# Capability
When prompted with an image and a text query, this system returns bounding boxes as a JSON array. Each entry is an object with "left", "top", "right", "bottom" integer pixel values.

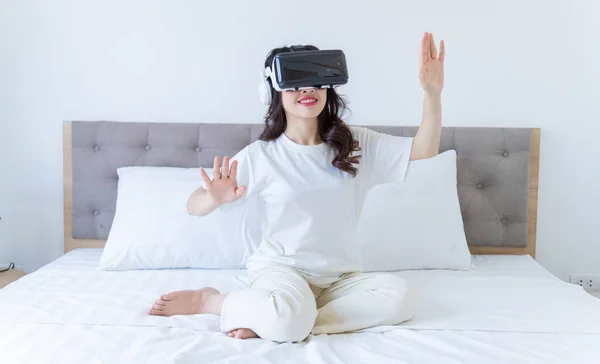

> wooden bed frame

[{"left": 62, "top": 122, "right": 540, "bottom": 258}]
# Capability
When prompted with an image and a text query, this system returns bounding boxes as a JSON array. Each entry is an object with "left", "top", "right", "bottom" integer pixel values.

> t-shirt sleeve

[
  {"left": 216, "top": 145, "right": 256, "bottom": 212},
  {"left": 356, "top": 127, "right": 414, "bottom": 186}
]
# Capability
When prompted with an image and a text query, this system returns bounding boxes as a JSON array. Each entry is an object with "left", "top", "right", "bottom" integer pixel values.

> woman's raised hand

[
  {"left": 200, "top": 156, "right": 247, "bottom": 206},
  {"left": 419, "top": 32, "right": 445, "bottom": 96}
]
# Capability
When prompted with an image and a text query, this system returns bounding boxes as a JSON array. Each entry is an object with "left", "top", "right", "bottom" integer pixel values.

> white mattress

[{"left": 1, "top": 249, "right": 600, "bottom": 364}]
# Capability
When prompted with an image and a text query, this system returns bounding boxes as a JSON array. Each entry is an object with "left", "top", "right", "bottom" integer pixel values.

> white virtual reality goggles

[{"left": 258, "top": 45, "right": 349, "bottom": 105}]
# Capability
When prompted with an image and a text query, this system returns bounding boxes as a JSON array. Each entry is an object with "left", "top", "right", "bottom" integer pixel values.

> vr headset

[{"left": 259, "top": 45, "right": 349, "bottom": 105}]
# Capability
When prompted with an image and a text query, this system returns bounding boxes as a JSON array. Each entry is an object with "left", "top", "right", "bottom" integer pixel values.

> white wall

[{"left": 0, "top": 0, "right": 598, "bottom": 281}]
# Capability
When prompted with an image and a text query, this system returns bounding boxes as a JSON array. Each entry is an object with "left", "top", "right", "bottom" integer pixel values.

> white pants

[{"left": 220, "top": 263, "right": 417, "bottom": 342}]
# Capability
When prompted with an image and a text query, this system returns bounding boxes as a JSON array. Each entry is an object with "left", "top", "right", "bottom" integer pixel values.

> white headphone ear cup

[
  {"left": 258, "top": 70, "right": 272, "bottom": 106},
  {"left": 258, "top": 79, "right": 272, "bottom": 106}
]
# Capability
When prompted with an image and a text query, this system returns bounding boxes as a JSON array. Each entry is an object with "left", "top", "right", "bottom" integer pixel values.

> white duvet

[{"left": 1, "top": 249, "right": 600, "bottom": 364}]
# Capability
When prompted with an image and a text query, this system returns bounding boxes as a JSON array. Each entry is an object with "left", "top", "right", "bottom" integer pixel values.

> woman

[{"left": 149, "top": 32, "right": 445, "bottom": 342}]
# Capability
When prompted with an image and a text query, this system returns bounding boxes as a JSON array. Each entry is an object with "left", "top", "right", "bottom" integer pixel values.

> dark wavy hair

[{"left": 258, "top": 45, "right": 361, "bottom": 176}]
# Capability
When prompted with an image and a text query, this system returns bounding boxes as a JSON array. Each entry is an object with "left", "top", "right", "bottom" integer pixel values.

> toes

[
  {"left": 227, "top": 329, "right": 241, "bottom": 339},
  {"left": 149, "top": 298, "right": 167, "bottom": 316},
  {"left": 240, "top": 329, "right": 259, "bottom": 339},
  {"left": 232, "top": 330, "right": 245, "bottom": 339},
  {"left": 160, "top": 293, "right": 173, "bottom": 301},
  {"left": 148, "top": 308, "right": 165, "bottom": 316},
  {"left": 227, "top": 329, "right": 258, "bottom": 340}
]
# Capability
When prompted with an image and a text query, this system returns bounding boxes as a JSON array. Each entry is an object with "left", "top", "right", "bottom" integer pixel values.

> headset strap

[{"left": 290, "top": 45, "right": 308, "bottom": 52}]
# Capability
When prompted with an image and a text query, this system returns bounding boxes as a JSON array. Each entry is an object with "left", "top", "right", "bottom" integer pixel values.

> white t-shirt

[{"left": 219, "top": 126, "right": 413, "bottom": 286}]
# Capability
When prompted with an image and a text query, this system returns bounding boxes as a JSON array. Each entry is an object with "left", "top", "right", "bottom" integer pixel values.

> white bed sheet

[{"left": 1, "top": 249, "right": 599, "bottom": 364}]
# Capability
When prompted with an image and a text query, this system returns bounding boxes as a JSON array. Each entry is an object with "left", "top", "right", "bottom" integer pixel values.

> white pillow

[
  {"left": 98, "top": 166, "right": 262, "bottom": 271},
  {"left": 356, "top": 149, "right": 472, "bottom": 271}
]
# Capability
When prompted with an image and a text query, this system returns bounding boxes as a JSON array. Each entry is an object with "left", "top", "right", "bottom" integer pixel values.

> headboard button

[
  {"left": 145, "top": 145, "right": 152, "bottom": 151},
  {"left": 502, "top": 151, "right": 510, "bottom": 158},
  {"left": 476, "top": 183, "right": 484, "bottom": 189},
  {"left": 500, "top": 217, "right": 508, "bottom": 225},
  {"left": 94, "top": 145, "right": 101, "bottom": 152},
  {"left": 195, "top": 146, "right": 201, "bottom": 152},
  {"left": 93, "top": 210, "right": 100, "bottom": 216}
]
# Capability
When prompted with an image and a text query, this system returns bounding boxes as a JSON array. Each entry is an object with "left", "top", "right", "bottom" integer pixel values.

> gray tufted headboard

[{"left": 63, "top": 121, "right": 540, "bottom": 257}]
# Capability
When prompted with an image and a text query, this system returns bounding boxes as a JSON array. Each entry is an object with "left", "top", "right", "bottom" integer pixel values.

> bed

[{"left": 1, "top": 121, "right": 599, "bottom": 364}]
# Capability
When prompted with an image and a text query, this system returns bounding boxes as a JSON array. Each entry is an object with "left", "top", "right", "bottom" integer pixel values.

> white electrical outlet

[{"left": 570, "top": 273, "right": 600, "bottom": 291}]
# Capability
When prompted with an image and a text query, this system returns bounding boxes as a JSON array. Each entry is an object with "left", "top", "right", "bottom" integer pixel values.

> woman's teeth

[{"left": 299, "top": 99, "right": 317, "bottom": 104}]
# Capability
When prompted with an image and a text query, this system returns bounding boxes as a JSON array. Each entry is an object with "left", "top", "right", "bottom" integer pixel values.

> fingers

[
  {"left": 229, "top": 160, "right": 238, "bottom": 180},
  {"left": 209, "top": 155, "right": 238, "bottom": 181},
  {"left": 421, "top": 32, "right": 445, "bottom": 63},
  {"left": 235, "top": 185, "right": 247, "bottom": 200},
  {"left": 221, "top": 156, "right": 230, "bottom": 178},
  {"left": 200, "top": 168, "right": 212, "bottom": 185},
  {"left": 426, "top": 32, "right": 431, "bottom": 61},
  {"left": 213, "top": 156, "right": 221, "bottom": 177},
  {"left": 420, "top": 32, "right": 428, "bottom": 66},
  {"left": 429, "top": 33, "right": 437, "bottom": 59}
]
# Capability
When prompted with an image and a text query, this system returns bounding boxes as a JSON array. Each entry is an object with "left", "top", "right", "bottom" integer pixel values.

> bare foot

[
  {"left": 148, "top": 287, "right": 222, "bottom": 316},
  {"left": 227, "top": 328, "right": 259, "bottom": 339}
]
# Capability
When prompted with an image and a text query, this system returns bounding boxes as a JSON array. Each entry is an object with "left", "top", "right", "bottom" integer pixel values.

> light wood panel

[{"left": 0, "top": 269, "right": 27, "bottom": 289}]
